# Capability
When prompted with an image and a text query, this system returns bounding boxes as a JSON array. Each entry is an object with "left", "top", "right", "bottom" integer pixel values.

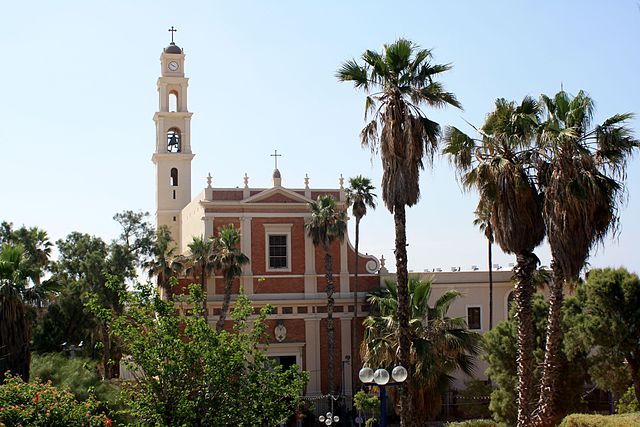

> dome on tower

[
  {"left": 164, "top": 42, "right": 182, "bottom": 54},
  {"left": 273, "top": 169, "right": 281, "bottom": 179}
]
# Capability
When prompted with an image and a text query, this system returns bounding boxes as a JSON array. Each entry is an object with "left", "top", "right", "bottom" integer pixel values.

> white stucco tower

[{"left": 152, "top": 32, "right": 194, "bottom": 247}]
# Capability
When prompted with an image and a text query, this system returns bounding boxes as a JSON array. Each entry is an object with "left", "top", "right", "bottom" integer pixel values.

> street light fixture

[
  {"left": 318, "top": 395, "right": 340, "bottom": 425},
  {"left": 358, "top": 365, "right": 407, "bottom": 427}
]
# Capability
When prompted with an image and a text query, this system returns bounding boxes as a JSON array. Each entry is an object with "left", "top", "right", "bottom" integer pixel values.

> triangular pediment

[{"left": 241, "top": 187, "right": 311, "bottom": 204}]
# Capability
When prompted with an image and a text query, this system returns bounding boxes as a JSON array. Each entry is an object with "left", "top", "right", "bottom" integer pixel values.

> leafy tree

[
  {"left": 362, "top": 278, "right": 481, "bottom": 421},
  {"left": 185, "top": 235, "right": 219, "bottom": 322},
  {"left": 563, "top": 268, "right": 640, "bottom": 407},
  {"left": 345, "top": 175, "right": 377, "bottom": 389},
  {"left": 483, "top": 293, "right": 588, "bottom": 425},
  {"left": 113, "top": 282, "right": 308, "bottom": 426},
  {"left": 338, "top": 39, "right": 462, "bottom": 426},
  {"left": 444, "top": 97, "right": 545, "bottom": 425},
  {"left": 305, "top": 194, "right": 347, "bottom": 394},
  {"left": 533, "top": 91, "right": 639, "bottom": 426},
  {"left": 0, "top": 223, "right": 56, "bottom": 382},
  {"left": 215, "top": 224, "right": 249, "bottom": 332}
]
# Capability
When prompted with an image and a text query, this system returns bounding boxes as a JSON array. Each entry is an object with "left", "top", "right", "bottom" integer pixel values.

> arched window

[
  {"left": 167, "top": 128, "right": 181, "bottom": 152},
  {"left": 169, "top": 91, "right": 178, "bottom": 112},
  {"left": 170, "top": 168, "right": 178, "bottom": 186}
]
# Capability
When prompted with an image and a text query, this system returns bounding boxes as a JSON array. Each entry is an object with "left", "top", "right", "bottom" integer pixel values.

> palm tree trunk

[
  {"left": 533, "top": 264, "right": 565, "bottom": 427},
  {"left": 513, "top": 251, "right": 538, "bottom": 427},
  {"left": 325, "top": 251, "right": 336, "bottom": 395},
  {"left": 201, "top": 265, "right": 208, "bottom": 322},
  {"left": 393, "top": 203, "right": 416, "bottom": 427},
  {"left": 216, "top": 279, "right": 233, "bottom": 332},
  {"left": 351, "top": 217, "right": 361, "bottom": 397},
  {"left": 0, "top": 297, "right": 30, "bottom": 382}
]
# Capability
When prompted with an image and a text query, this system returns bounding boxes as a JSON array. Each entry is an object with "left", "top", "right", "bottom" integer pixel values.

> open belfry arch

[{"left": 151, "top": 30, "right": 383, "bottom": 397}]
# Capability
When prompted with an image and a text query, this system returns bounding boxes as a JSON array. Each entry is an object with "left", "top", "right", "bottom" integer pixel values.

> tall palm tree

[
  {"left": 443, "top": 96, "right": 545, "bottom": 426},
  {"left": 305, "top": 195, "right": 347, "bottom": 394},
  {"left": 345, "top": 175, "right": 377, "bottom": 391},
  {"left": 146, "top": 225, "right": 183, "bottom": 300},
  {"left": 214, "top": 225, "right": 249, "bottom": 332},
  {"left": 363, "top": 278, "right": 481, "bottom": 422},
  {"left": 532, "top": 90, "right": 639, "bottom": 426},
  {"left": 186, "top": 236, "right": 219, "bottom": 322},
  {"left": 0, "top": 243, "right": 56, "bottom": 382},
  {"left": 473, "top": 201, "right": 494, "bottom": 330},
  {"left": 338, "top": 39, "right": 461, "bottom": 425}
]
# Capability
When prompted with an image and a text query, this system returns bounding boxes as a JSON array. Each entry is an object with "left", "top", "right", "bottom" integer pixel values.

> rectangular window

[
  {"left": 467, "top": 306, "right": 482, "bottom": 330},
  {"left": 268, "top": 234, "right": 288, "bottom": 269}
]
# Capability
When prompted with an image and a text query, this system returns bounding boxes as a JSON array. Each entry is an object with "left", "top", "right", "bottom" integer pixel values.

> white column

[
  {"left": 240, "top": 216, "right": 253, "bottom": 294},
  {"left": 341, "top": 317, "right": 353, "bottom": 397},
  {"left": 305, "top": 318, "right": 322, "bottom": 395}
]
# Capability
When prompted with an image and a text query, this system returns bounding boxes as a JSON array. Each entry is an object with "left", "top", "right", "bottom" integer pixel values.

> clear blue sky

[{"left": 3, "top": 1, "right": 639, "bottom": 274}]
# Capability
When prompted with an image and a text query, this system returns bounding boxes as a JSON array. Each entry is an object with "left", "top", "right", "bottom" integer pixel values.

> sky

[{"left": 2, "top": 1, "right": 640, "bottom": 274}]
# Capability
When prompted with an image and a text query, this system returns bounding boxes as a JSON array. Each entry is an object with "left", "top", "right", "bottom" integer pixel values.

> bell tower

[{"left": 152, "top": 27, "right": 194, "bottom": 246}]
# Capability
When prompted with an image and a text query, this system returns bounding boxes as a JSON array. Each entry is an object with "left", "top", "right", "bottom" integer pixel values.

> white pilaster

[
  {"left": 240, "top": 216, "right": 253, "bottom": 294},
  {"left": 304, "top": 230, "right": 317, "bottom": 295},
  {"left": 339, "top": 238, "right": 350, "bottom": 293}
]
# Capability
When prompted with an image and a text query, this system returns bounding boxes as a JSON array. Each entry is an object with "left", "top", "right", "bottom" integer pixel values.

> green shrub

[
  {"left": 558, "top": 412, "right": 640, "bottom": 427},
  {"left": 616, "top": 386, "right": 640, "bottom": 414},
  {"left": 0, "top": 372, "right": 111, "bottom": 426},
  {"left": 445, "top": 420, "right": 505, "bottom": 427}
]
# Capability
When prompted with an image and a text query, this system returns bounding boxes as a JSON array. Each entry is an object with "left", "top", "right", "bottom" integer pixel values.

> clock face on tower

[{"left": 168, "top": 61, "right": 179, "bottom": 71}]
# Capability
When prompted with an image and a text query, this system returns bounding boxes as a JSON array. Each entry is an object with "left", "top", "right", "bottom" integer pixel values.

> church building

[{"left": 151, "top": 35, "right": 383, "bottom": 397}]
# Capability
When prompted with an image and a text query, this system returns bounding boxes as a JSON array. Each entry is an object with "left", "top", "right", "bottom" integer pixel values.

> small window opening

[
  {"left": 172, "top": 190, "right": 176, "bottom": 199},
  {"left": 167, "top": 128, "right": 181, "bottom": 152},
  {"left": 170, "top": 168, "right": 178, "bottom": 186},
  {"left": 467, "top": 307, "right": 482, "bottom": 330},
  {"left": 169, "top": 91, "right": 178, "bottom": 112},
  {"left": 173, "top": 216, "right": 177, "bottom": 221}
]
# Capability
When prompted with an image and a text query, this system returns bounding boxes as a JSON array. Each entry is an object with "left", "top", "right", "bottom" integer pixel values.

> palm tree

[
  {"left": 146, "top": 225, "right": 183, "bottom": 300},
  {"left": 345, "top": 175, "right": 377, "bottom": 391},
  {"left": 362, "top": 278, "right": 481, "bottom": 422},
  {"left": 0, "top": 243, "right": 56, "bottom": 382},
  {"left": 473, "top": 201, "right": 494, "bottom": 330},
  {"left": 338, "top": 39, "right": 461, "bottom": 425},
  {"left": 305, "top": 195, "right": 347, "bottom": 394},
  {"left": 186, "top": 236, "right": 219, "bottom": 322},
  {"left": 214, "top": 225, "right": 249, "bottom": 332},
  {"left": 532, "top": 90, "right": 639, "bottom": 426},
  {"left": 443, "top": 96, "right": 545, "bottom": 425}
]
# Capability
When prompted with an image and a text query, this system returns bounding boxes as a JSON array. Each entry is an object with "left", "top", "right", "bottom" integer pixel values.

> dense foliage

[
  {"left": 0, "top": 372, "right": 111, "bottom": 427},
  {"left": 564, "top": 268, "right": 640, "bottom": 404},
  {"left": 112, "top": 282, "right": 308, "bottom": 426}
]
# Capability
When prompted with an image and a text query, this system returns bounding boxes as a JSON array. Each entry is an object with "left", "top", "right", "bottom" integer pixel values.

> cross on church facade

[
  {"left": 270, "top": 150, "right": 282, "bottom": 169},
  {"left": 168, "top": 26, "right": 177, "bottom": 43}
]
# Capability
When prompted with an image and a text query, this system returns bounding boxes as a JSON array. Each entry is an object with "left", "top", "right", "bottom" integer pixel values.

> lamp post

[{"left": 358, "top": 365, "right": 408, "bottom": 427}]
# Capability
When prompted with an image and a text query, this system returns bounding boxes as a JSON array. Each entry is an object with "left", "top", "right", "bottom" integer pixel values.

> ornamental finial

[
  {"left": 244, "top": 173, "right": 249, "bottom": 188},
  {"left": 304, "top": 173, "right": 310, "bottom": 189},
  {"left": 339, "top": 174, "right": 344, "bottom": 189},
  {"left": 206, "top": 172, "right": 212, "bottom": 188}
]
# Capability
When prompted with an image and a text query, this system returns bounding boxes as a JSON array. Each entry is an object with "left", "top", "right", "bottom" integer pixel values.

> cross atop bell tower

[{"left": 152, "top": 28, "right": 195, "bottom": 249}]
